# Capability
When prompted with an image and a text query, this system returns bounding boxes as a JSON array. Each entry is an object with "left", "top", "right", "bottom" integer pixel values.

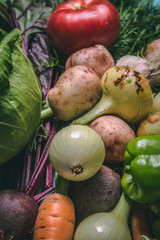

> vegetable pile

[{"left": 0, "top": 0, "right": 160, "bottom": 239}]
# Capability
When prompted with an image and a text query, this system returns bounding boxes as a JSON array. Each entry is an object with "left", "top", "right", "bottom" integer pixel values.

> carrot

[
  {"left": 131, "top": 202, "right": 152, "bottom": 240},
  {"left": 33, "top": 193, "right": 75, "bottom": 240}
]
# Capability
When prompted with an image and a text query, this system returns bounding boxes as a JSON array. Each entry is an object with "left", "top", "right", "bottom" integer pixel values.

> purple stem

[
  {"left": 44, "top": 121, "right": 53, "bottom": 188},
  {"left": 33, "top": 186, "right": 55, "bottom": 205},
  {"left": 16, "top": 2, "right": 32, "bottom": 20},
  {"left": 25, "top": 151, "right": 32, "bottom": 188},
  {"left": 46, "top": 162, "right": 53, "bottom": 188},
  {"left": 34, "top": 136, "right": 42, "bottom": 169},
  {"left": 14, "top": 170, "right": 21, "bottom": 192},
  {"left": 22, "top": 12, "right": 46, "bottom": 36},
  {"left": 45, "top": 121, "right": 51, "bottom": 133},
  {"left": 21, "top": 36, "right": 28, "bottom": 57},
  {"left": 7, "top": 1, "right": 19, "bottom": 29},
  {"left": 33, "top": 175, "right": 45, "bottom": 196},
  {"left": 24, "top": 121, "right": 58, "bottom": 196},
  {"left": 7, "top": 0, "right": 28, "bottom": 56},
  {"left": 43, "top": 68, "right": 53, "bottom": 101},
  {"left": 20, "top": 147, "right": 32, "bottom": 192}
]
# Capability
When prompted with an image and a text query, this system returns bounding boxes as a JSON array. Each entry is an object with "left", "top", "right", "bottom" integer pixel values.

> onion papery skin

[
  {"left": 49, "top": 125, "right": 105, "bottom": 181},
  {"left": 74, "top": 213, "right": 131, "bottom": 240},
  {"left": 74, "top": 192, "right": 132, "bottom": 240}
]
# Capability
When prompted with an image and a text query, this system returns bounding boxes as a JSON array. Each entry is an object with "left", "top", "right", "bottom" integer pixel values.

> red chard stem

[
  {"left": 33, "top": 186, "right": 55, "bottom": 205},
  {"left": 34, "top": 136, "right": 42, "bottom": 170},
  {"left": 24, "top": 121, "right": 58, "bottom": 196},
  {"left": 46, "top": 162, "right": 53, "bottom": 188},
  {"left": 20, "top": 147, "right": 32, "bottom": 192}
]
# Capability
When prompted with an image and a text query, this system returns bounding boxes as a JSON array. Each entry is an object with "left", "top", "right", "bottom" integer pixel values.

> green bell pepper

[{"left": 121, "top": 135, "right": 160, "bottom": 203}]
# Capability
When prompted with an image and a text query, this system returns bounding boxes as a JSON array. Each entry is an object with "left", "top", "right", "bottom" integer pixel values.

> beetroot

[
  {"left": 68, "top": 165, "right": 122, "bottom": 225},
  {"left": 0, "top": 189, "right": 38, "bottom": 240}
]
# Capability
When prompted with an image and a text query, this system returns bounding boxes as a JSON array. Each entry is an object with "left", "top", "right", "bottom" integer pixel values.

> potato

[
  {"left": 90, "top": 115, "right": 136, "bottom": 163},
  {"left": 65, "top": 44, "right": 115, "bottom": 78},
  {"left": 137, "top": 112, "right": 160, "bottom": 136},
  {"left": 48, "top": 65, "right": 101, "bottom": 121},
  {"left": 68, "top": 165, "right": 122, "bottom": 226}
]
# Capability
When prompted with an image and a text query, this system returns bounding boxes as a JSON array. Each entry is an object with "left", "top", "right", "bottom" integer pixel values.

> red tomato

[{"left": 47, "top": 0, "right": 120, "bottom": 56}]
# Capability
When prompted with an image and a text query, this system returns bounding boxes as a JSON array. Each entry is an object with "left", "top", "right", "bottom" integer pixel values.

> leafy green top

[
  {"left": 0, "top": 28, "right": 21, "bottom": 91},
  {"left": 109, "top": 0, "right": 160, "bottom": 61}
]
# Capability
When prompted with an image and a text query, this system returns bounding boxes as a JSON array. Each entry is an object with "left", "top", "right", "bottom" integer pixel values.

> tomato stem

[
  {"left": 81, "top": 0, "right": 86, "bottom": 7},
  {"left": 70, "top": 0, "right": 86, "bottom": 10}
]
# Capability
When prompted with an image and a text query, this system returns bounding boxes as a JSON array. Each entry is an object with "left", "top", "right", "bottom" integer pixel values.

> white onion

[
  {"left": 74, "top": 192, "right": 132, "bottom": 240},
  {"left": 49, "top": 125, "right": 105, "bottom": 181}
]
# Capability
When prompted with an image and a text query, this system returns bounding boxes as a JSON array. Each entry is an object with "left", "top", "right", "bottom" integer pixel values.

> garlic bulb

[
  {"left": 145, "top": 50, "right": 160, "bottom": 93},
  {"left": 116, "top": 55, "right": 150, "bottom": 78}
]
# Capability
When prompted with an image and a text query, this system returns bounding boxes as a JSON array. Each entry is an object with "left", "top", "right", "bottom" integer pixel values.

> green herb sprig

[{"left": 109, "top": 0, "right": 160, "bottom": 61}]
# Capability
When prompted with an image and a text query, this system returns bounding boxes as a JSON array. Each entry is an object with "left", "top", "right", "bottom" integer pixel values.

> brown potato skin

[
  {"left": 136, "top": 111, "right": 160, "bottom": 136},
  {"left": 68, "top": 165, "right": 122, "bottom": 226},
  {"left": 65, "top": 44, "right": 115, "bottom": 78},
  {"left": 90, "top": 115, "right": 136, "bottom": 163},
  {"left": 48, "top": 65, "right": 101, "bottom": 121}
]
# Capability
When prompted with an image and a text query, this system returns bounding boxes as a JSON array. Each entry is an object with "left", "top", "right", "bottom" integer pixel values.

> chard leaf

[
  {"left": 0, "top": 0, "right": 9, "bottom": 23},
  {"left": 0, "top": 28, "right": 21, "bottom": 91},
  {"left": 5, "top": 0, "right": 57, "bottom": 55},
  {"left": 0, "top": 0, "right": 59, "bottom": 96},
  {"left": 0, "top": 0, "right": 57, "bottom": 55},
  {"left": 28, "top": 33, "right": 53, "bottom": 99},
  {"left": 0, "top": 0, "right": 12, "bottom": 31}
]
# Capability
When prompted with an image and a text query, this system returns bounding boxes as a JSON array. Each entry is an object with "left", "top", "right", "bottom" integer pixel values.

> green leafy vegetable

[
  {"left": 0, "top": 29, "right": 42, "bottom": 166},
  {"left": 0, "top": 0, "right": 57, "bottom": 56},
  {"left": 0, "top": 28, "right": 21, "bottom": 91},
  {"left": 0, "top": 0, "right": 11, "bottom": 31},
  {"left": 109, "top": 0, "right": 160, "bottom": 60}
]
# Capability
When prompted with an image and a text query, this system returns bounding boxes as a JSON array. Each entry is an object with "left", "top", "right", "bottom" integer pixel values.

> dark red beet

[{"left": 0, "top": 189, "right": 38, "bottom": 239}]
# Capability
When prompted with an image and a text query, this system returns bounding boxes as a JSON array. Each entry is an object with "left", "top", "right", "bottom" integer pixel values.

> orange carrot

[
  {"left": 33, "top": 193, "right": 75, "bottom": 240},
  {"left": 131, "top": 202, "right": 152, "bottom": 240}
]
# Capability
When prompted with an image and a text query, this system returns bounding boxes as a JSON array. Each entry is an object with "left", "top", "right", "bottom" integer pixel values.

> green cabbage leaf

[{"left": 0, "top": 29, "right": 42, "bottom": 165}]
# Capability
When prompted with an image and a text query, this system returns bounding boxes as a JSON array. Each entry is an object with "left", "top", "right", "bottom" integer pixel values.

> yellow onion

[
  {"left": 72, "top": 66, "right": 153, "bottom": 125},
  {"left": 49, "top": 125, "right": 105, "bottom": 181}
]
